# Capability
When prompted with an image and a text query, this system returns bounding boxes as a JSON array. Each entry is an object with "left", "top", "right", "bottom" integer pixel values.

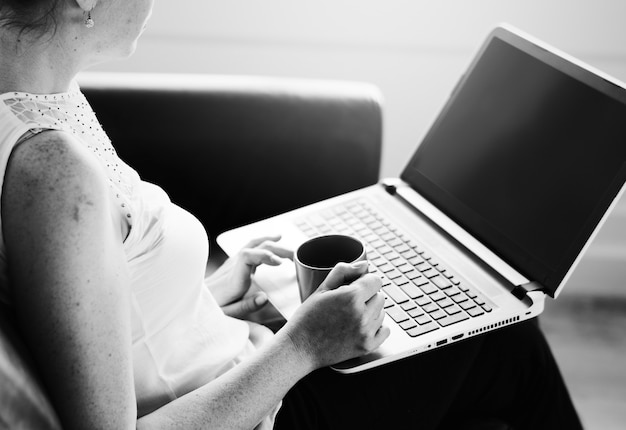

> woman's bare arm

[
  {"left": 2, "top": 131, "right": 388, "bottom": 430},
  {"left": 2, "top": 131, "right": 137, "bottom": 428}
]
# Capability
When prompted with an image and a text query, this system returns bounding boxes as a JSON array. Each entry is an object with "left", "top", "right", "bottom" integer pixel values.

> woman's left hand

[{"left": 206, "top": 235, "right": 293, "bottom": 317}]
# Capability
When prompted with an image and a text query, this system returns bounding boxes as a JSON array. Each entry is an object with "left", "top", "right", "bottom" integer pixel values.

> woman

[{"left": 0, "top": 1, "right": 582, "bottom": 429}]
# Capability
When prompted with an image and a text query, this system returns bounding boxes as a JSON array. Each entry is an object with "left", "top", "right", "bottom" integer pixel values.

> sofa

[{"left": 0, "top": 72, "right": 383, "bottom": 427}]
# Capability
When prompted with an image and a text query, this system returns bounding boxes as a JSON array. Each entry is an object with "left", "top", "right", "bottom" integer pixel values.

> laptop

[{"left": 217, "top": 24, "right": 626, "bottom": 373}]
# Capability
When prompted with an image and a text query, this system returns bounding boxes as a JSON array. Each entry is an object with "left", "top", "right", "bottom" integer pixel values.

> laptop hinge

[
  {"left": 511, "top": 281, "right": 545, "bottom": 300},
  {"left": 383, "top": 182, "right": 397, "bottom": 195}
]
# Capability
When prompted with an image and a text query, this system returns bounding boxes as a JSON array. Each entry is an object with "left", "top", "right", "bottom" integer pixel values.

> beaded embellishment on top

[{"left": 3, "top": 89, "right": 135, "bottom": 221}]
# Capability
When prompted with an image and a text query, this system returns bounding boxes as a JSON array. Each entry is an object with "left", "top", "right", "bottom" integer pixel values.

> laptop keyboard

[{"left": 295, "top": 199, "right": 495, "bottom": 338}]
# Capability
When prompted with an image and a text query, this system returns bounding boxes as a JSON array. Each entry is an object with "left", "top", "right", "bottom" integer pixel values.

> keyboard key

[
  {"left": 415, "top": 296, "right": 432, "bottom": 307},
  {"left": 362, "top": 233, "right": 378, "bottom": 243},
  {"left": 481, "top": 303, "right": 493, "bottom": 313},
  {"left": 429, "top": 291, "right": 447, "bottom": 302},
  {"left": 397, "top": 264, "right": 414, "bottom": 274},
  {"left": 445, "top": 286, "right": 462, "bottom": 297},
  {"left": 392, "top": 276, "right": 410, "bottom": 287},
  {"left": 406, "top": 239, "right": 420, "bottom": 249},
  {"left": 295, "top": 220, "right": 308, "bottom": 229},
  {"left": 407, "top": 321, "right": 439, "bottom": 337},
  {"left": 386, "top": 269, "right": 402, "bottom": 280},
  {"left": 388, "top": 237, "right": 403, "bottom": 248},
  {"left": 473, "top": 292, "right": 488, "bottom": 306},
  {"left": 467, "top": 307, "right": 485, "bottom": 317},
  {"left": 408, "top": 308, "right": 425, "bottom": 318},
  {"left": 413, "top": 277, "right": 430, "bottom": 287},
  {"left": 395, "top": 244, "right": 410, "bottom": 254},
  {"left": 414, "top": 314, "right": 432, "bottom": 325},
  {"left": 445, "top": 304, "right": 463, "bottom": 315},
  {"left": 372, "top": 256, "right": 387, "bottom": 267},
  {"left": 380, "top": 231, "right": 395, "bottom": 241},
  {"left": 460, "top": 300, "right": 477, "bottom": 311},
  {"left": 386, "top": 252, "right": 403, "bottom": 263},
  {"left": 353, "top": 223, "right": 368, "bottom": 233},
  {"left": 401, "top": 249, "right": 418, "bottom": 260},
  {"left": 379, "top": 245, "right": 394, "bottom": 256},
  {"left": 401, "top": 301, "right": 417, "bottom": 311},
  {"left": 420, "top": 283, "right": 438, "bottom": 295},
  {"left": 378, "top": 263, "right": 394, "bottom": 273},
  {"left": 383, "top": 285, "right": 410, "bottom": 304},
  {"left": 373, "top": 226, "right": 387, "bottom": 235},
  {"left": 451, "top": 294, "right": 469, "bottom": 304},
  {"left": 408, "top": 255, "right": 424, "bottom": 265},
  {"left": 438, "top": 297, "right": 455, "bottom": 308},
  {"left": 308, "top": 214, "right": 326, "bottom": 227},
  {"left": 361, "top": 215, "right": 376, "bottom": 224},
  {"left": 430, "top": 309, "right": 447, "bottom": 320},
  {"left": 437, "top": 312, "right": 469, "bottom": 327},
  {"left": 431, "top": 276, "right": 452, "bottom": 290},
  {"left": 422, "top": 303, "right": 439, "bottom": 313},
  {"left": 400, "top": 319, "right": 418, "bottom": 331},
  {"left": 423, "top": 268, "right": 440, "bottom": 279},
  {"left": 345, "top": 217, "right": 359, "bottom": 226},
  {"left": 371, "top": 239, "right": 386, "bottom": 249},
  {"left": 415, "top": 261, "right": 430, "bottom": 272},
  {"left": 474, "top": 297, "right": 486, "bottom": 306},
  {"left": 386, "top": 305, "right": 410, "bottom": 323},
  {"left": 399, "top": 283, "right": 424, "bottom": 299},
  {"left": 405, "top": 269, "right": 422, "bottom": 280}
]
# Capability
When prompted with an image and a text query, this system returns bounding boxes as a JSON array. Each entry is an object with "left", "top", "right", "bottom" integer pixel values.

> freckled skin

[{"left": 2, "top": 130, "right": 136, "bottom": 427}]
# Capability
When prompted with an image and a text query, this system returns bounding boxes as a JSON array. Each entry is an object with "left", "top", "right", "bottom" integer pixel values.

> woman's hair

[{"left": 0, "top": 0, "right": 62, "bottom": 37}]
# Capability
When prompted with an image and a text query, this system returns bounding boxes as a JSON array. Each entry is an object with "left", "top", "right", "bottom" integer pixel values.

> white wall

[{"left": 91, "top": 0, "right": 626, "bottom": 296}]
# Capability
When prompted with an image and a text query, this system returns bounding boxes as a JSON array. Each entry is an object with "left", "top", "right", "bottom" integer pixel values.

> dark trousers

[{"left": 274, "top": 320, "right": 583, "bottom": 430}]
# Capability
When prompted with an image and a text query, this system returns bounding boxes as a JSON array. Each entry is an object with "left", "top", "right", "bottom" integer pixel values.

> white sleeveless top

[{"left": 0, "top": 86, "right": 278, "bottom": 427}]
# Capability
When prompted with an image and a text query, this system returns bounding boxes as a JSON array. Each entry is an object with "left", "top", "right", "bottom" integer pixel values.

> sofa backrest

[{"left": 79, "top": 72, "right": 383, "bottom": 259}]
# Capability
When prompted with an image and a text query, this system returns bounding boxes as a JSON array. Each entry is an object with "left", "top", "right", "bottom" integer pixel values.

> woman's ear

[{"left": 74, "top": 0, "right": 98, "bottom": 13}]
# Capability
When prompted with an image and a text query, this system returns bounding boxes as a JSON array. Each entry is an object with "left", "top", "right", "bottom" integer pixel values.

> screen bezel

[{"left": 400, "top": 26, "right": 626, "bottom": 297}]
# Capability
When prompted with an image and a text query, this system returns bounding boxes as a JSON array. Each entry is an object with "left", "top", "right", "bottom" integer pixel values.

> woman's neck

[{"left": 0, "top": 30, "right": 81, "bottom": 95}]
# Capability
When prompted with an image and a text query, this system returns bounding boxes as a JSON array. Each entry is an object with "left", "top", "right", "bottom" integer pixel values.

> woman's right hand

[{"left": 282, "top": 261, "right": 390, "bottom": 370}]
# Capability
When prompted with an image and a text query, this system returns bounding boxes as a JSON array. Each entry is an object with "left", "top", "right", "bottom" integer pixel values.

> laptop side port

[
  {"left": 451, "top": 334, "right": 464, "bottom": 341},
  {"left": 436, "top": 339, "right": 448, "bottom": 346}
]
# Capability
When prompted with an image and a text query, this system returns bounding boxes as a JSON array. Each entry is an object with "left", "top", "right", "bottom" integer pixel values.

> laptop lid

[{"left": 401, "top": 25, "right": 626, "bottom": 298}]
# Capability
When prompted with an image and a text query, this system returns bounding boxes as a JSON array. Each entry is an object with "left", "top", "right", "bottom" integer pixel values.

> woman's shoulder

[
  {"left": 8, "top": 130, "right": 106, "bottom": 187},
  {"left": 3, "top": 130, "right": 112, "bottom": 221}
]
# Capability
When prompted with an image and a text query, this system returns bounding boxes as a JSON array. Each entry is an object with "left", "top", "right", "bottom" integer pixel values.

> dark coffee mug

[{"left": 295, "top": 234, "right": 366, "bottom": 302}]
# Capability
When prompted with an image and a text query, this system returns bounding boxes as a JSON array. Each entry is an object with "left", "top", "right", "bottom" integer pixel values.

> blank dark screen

[{"left": 405, "top": 37, "right": 626, "bottom": 287}]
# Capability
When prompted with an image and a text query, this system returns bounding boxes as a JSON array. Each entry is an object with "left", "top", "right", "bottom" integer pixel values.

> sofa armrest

[{"left": 79, "top": 72, "right": 383, "bottom": 261}]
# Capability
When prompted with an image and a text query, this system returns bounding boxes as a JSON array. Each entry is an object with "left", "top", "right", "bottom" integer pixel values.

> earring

[{"left": 84, "top": 9, "right": 95, "bottom": 28}]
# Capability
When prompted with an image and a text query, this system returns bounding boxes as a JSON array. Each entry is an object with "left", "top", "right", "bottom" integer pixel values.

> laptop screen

[{"left": 401, "top": 27, "right": 626, "bottom": 297}]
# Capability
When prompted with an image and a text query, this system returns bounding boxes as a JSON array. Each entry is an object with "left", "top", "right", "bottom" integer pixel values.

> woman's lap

[{"left": 274, "top": 319, "right": 582, "bottom": 430}]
